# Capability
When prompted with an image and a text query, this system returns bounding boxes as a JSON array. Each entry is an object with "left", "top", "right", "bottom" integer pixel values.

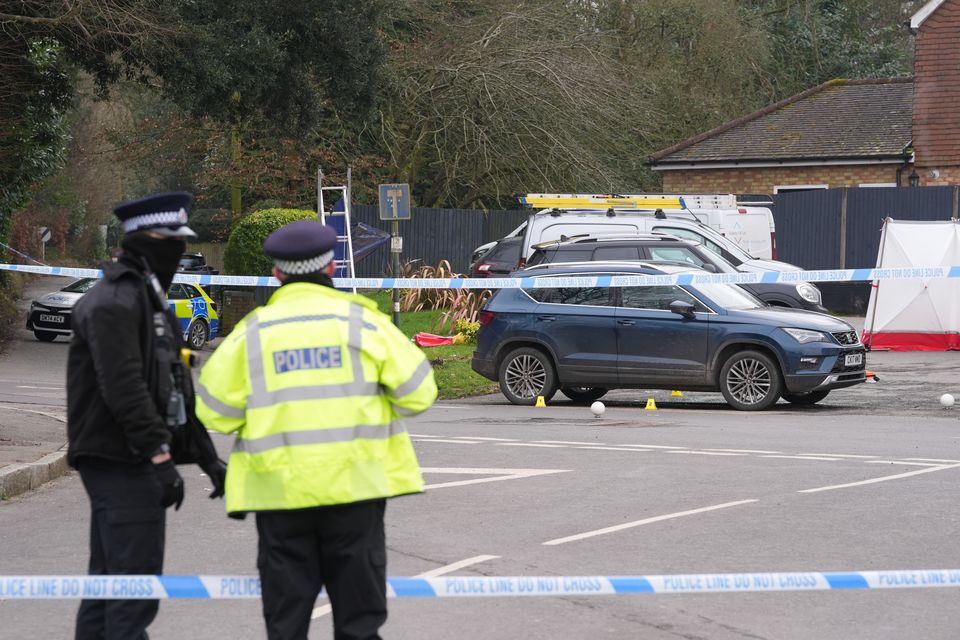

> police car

[{"left": 27, "top": 278, "right": 220, "bottom": 349}]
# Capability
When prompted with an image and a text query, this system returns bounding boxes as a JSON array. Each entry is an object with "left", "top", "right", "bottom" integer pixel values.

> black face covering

[{"left": 121, "top": 234, "right": 187, "bottom": 289}]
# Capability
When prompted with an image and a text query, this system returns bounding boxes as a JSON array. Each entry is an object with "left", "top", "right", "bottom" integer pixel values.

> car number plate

[
  {"left": 844, "top": 352, "right": 863, "bottom": 367},
  {"left": 39, "top": 314, "right": 64, "bottom": 324}
]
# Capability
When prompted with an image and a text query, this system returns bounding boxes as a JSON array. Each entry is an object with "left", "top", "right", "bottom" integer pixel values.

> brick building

[{"left": 648, "top": 0, "right": 960, "bottom": 195}]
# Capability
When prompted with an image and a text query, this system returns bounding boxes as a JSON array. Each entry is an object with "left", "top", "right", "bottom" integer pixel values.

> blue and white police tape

[
  {"left": 3, "top": 262, "right": 960, "bottom": 289},
  {"left": 4, "top": 570, "right": 960, "bottom": 599}
]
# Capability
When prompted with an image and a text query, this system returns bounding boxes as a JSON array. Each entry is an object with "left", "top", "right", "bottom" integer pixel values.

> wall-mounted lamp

[{"left": 908, "top": 170, "right": 920, "bottom": 187}]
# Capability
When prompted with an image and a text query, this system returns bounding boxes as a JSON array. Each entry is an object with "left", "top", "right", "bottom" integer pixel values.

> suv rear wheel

[
  {"left": 498, "top": 347, "right": 557, "bottom": 405},
  {"left": 560, "top": 387, "right": 607, "bottom": 404},
  {"left": 187, "top": 319, "right": 208, "bottom": 350},
  {"left": 719, "top": 350, "right": 782, "bottom": 411}
]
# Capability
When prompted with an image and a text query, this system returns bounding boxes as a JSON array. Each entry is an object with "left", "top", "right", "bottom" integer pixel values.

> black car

[
  {"left": 471, "top": 262, "right": 865, "bottom": 410},
  {"left": 177, "top": 252, "right": 219, "bottom": 275},
  {"left": 525, "top": 233, "right": 827, "bottom": 313},
  {"left": 468, "top": 236, "right": 523, "bottom": 278}
]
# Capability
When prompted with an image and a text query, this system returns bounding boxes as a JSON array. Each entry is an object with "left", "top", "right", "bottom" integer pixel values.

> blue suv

[{"left": 471, "top": 263, "right": 866, "bottom": 410}]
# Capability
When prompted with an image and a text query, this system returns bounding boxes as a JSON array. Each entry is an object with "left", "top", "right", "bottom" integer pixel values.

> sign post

[
  {"left": 39, "top": 226, "right": 51, "bottom": 262},
  {"left": 378, "top": 184, "right": 411, "bottom": 327}
]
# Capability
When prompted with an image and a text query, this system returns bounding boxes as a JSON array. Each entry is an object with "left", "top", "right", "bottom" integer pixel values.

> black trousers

[
  {"left": 256, "top": 500, "right": 388, "bottom": 640},
  {"left": 75, "top": 458, "right": 166, "bottom": 640}
]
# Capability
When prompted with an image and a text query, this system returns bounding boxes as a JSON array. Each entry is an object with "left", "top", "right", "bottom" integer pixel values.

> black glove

[
  {"left": 153, "top": 459, "right": 185, "bottom": 510},
  {"left": 200, "top": 458, "right": 228, "bottom": 499}
]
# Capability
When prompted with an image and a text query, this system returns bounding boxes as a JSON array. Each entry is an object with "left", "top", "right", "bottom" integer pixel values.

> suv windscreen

[
  {"left": 652, "top": 225, "right": 753, "bottom": 264},
  {"left": 482, "top": 239, "right": 522, "bottom": 264},
  {"left": 62, "top": 278, "right": 98, "bottom": 293},
  {"left": 694, "top": 282, "right": 764, "bottom": 309}
]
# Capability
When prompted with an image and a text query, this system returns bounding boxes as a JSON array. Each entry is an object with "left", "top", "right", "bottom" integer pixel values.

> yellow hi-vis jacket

[{"left": 195, "top": 283, "right": 437, "bottom": 514}]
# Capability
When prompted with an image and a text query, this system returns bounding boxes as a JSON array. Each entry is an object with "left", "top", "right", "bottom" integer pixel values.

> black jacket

[{"left": 66, "top": 257, "right": 177, "bottom": 466}]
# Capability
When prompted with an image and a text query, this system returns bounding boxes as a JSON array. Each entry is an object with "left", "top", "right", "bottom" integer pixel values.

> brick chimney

[{"left": 911, "top": 0, "right": 960, "bottom": 186}]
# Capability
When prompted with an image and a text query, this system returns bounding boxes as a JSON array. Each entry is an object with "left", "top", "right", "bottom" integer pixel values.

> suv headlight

[
  {"left": 796, "top": 283, "right": 821, "bottom": 304},
  {"left": 783, "top": 328, "right": 829, "bottom": 344}
]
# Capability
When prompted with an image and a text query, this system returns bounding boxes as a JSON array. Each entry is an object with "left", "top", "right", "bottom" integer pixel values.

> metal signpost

[
  {"left": 378, "top": 184, "right": 411, "bottom": 327},
  {"left": 39, "top": 226, "right": 51, "bottom": 262}
]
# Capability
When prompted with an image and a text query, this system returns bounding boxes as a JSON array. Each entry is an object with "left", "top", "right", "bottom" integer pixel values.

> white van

[{"left": 520, "top": 193, "right": 777, "bottom": 260}]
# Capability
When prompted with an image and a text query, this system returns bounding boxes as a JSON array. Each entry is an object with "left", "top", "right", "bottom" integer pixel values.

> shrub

[
  {"left": 398, "top": 259, "right": 490, "bottom": 333},
  {"left": 223, "top": 208, "right": 316, "bottom": 275}
]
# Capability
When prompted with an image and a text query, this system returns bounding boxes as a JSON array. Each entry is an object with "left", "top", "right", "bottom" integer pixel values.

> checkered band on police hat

[
  {"left": 263, "top": 219, "right": 338, "bottom": 275},
  {"left": 113, "top": 192, "right": 195, "bottom": 237},
  {"left": 273, "top": 249, "right": 335, "bottom": 275},
  {"left": 121, "top": 208, "right": 189, "bottom": 233}
]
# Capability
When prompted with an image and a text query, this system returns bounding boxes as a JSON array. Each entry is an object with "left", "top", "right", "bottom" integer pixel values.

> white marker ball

[
  {"left": 590, "top": 401, "right": 606, "bottom": 416},
  {"left": 940, "top": 393, "right": 955, "bottom": 408}
]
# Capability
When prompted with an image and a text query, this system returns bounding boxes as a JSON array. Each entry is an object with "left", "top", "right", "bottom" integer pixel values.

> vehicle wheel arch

[
  {"left": 709, "top": 340, "right": 784, "bottom": 386},
  {"left": 494, "top": 340, "right": 560, "bottom": 381}
]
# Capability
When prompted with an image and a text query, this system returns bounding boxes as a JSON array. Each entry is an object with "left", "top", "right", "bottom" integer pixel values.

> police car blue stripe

[{"left": 761, "top": 270, "right": 778, "bottom": 283}]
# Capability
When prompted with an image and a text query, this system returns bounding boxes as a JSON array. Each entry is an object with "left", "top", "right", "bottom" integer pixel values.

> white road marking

[
  {"left": 618, "top": 444, "right": 687, "bottom": 449},
  {"left": 542, "top": 500, "right": 757, "bottom": 546},
  {"left": 575, "top": 446, "right": 653, "bottom": 452},
  {"left": 864, "top": 461, "right": 942, "bottom": 467},
  {"left": 15, "top": 385, "right": 62, "bottom": 391},
  {"left": 534, "top": 440, "right": 603, "bottom": 445},
  {"left": 905, "top": 458, "right": 960, "bottom": 463},
  {"left": 410, "top": 434, "right": 449, "bottom": 438},
  {"left": 668, "top": 450, "right": 743, "bottom": 457},
  {"left": 311, "top": 555, "right": 499, "bottom": 619},
  {"left": 461, "top": 437, "right": 520, "bottom": 442},
  {"left": 0, "top": 405, "right": 66, "bottom": 422},
  {"left": 797, "top": 453, "right": 878, "bottom": 459},
  {"left": 761, "top": 455, "right": 841, "bottom": 461},
  {"left": 430, "top": 405, "right": 473, "bottom": 410},
  {"left": 421, "top": 467, "right": 570, "bottom": 490},
  {"left": 496, "top": 443, "right": 568, "bottom": 448},
  {"left": 413, "top": 438, "right": 479, "bottom": 444},
  {"left": 704, "top": 448, "right": 782, "bottom": 454},
  {"left": 798, "top": 463, "right": 960, "bottom": 493}
]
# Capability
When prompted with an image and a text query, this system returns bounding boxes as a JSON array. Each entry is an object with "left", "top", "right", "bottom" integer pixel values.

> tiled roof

[{"left": 649, "top": 78, "right": 914, "bottom": 165}]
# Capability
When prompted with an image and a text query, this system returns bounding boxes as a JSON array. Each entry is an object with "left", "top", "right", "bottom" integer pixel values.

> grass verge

[{"left": 363, "top": 290, "right": 498, "bottom": 400}]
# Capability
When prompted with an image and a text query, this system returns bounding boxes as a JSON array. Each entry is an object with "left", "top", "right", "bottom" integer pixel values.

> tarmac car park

[
  {"left": 26, "top": 278, "right": 220, "bottom": 349},
  {"left": 471, "top": 262, "right": 866, "bottom": 410}
]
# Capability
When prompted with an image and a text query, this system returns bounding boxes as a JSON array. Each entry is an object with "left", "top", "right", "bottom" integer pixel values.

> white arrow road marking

[
  {"left": 798, "top": 463, "right": 960, "bottom": 493},
  {"left": 542, "top": 500, "right": 758, "bottom": 546},
  {"left": 421, "top": 467, "right": 570, "bottom": 490}
]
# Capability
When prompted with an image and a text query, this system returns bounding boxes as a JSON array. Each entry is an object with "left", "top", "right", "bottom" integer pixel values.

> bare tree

[{"left": 379, "top": 1, "right": 662, "bottom": 208}]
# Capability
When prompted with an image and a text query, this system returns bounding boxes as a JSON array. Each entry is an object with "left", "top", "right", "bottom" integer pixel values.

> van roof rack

[{"left": 523, "top": 193, "right": 753, "bottom": 211}]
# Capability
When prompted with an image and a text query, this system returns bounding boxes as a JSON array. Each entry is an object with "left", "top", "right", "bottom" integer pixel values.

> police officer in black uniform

[{"left": 67, "top": 192, "right": 227, "bottom": 640}]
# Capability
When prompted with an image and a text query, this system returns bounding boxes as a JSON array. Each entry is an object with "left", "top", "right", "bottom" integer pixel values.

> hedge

[{"left": 223, "top": 208, "right": 316, "bottom": 276}]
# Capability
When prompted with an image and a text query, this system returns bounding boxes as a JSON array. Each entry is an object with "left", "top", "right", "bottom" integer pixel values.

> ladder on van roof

[{"left": 522, "top": 193, "right": 739, "bottom": 210}]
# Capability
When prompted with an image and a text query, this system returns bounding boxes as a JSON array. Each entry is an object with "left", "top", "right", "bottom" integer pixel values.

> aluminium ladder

[{"left": 317, "top": 167, "right": 356, "bottom": 292}]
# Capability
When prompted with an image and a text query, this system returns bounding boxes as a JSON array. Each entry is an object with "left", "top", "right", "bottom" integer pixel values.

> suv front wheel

[
  {"left": 719, "top": 350, "right": 782, "bottom": 411},
  {"left": 498, "top": 347, "right": 557, "bottom": 405}
]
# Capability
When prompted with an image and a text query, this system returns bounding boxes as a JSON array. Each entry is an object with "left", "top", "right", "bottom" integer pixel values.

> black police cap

[
  {"left": 114, "top": 192, "right": 196, "bottom": 238},
  {"left": 263, "top": 220, "right": 338, "bottom": 274}
]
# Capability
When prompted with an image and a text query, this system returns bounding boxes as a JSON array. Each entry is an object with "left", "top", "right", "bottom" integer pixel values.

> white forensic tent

[{"left": 862, "top": 218, "right": 960, "bottom": 351}]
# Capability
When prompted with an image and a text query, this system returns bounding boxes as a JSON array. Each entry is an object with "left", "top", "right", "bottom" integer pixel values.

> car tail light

[
  {"left": 477, "top": 263, "right": 492, "bottom": 272},
  {"left": 771, "top": 231, "right": 777, "bottom": 260},
  {"left": 478, "top": 310, "right": 496, "bottom": 326},
  {"left": 738, "top": 207, "right": 747, "bottom": 213},
  {"left": 517, "top": 257, "right": 525, "bottom": 269}
]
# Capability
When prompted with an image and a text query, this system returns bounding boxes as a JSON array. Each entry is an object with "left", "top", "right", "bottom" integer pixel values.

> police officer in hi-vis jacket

[{"left": 196, "top": 219, "right": 437, "bottom": 640}]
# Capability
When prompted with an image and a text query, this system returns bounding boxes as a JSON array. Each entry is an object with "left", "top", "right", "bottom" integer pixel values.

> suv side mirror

[
  {"left": 669, "top": 300, "right": 696, "bottom": 318},
  {"left": 700, "top": 263, "right": 717, "bottom": 273}
]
